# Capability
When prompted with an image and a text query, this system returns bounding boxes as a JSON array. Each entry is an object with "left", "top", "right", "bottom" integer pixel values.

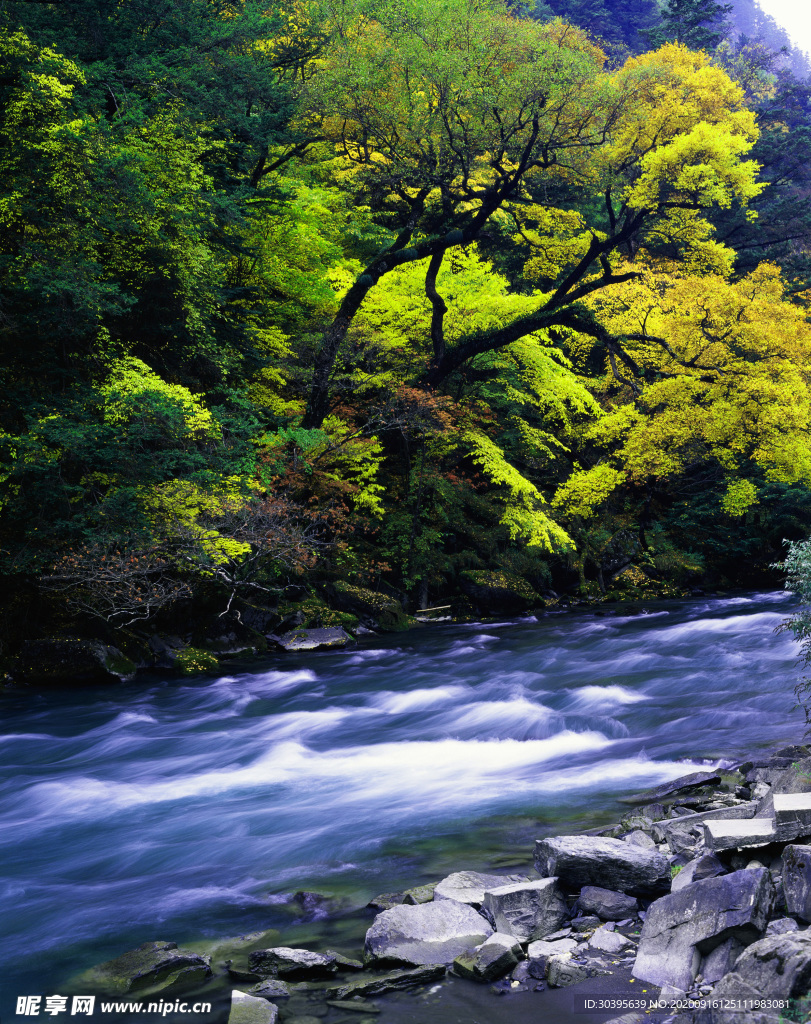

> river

[{"left": 0, "top": 591, "right": 805, "bottom": 1021}]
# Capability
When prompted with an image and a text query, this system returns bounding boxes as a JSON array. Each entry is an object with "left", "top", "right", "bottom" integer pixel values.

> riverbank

[
  {"left": 2, "top": 593, "right": 805, "bottom": 1023},
  {"left": 66, "top": 741, "right": 811, "bottom": 1024}
]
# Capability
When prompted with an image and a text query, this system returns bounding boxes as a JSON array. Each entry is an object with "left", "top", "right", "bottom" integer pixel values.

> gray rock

[
  {"left": 402, "top": 883, "right": 437, "bottom": 904},
  {"left": 83, "top": 941, "right": 212, "bottom": 995},
  {"left": 775, "top": 794, "right": 811, "bottom": 840},
  {"left": 577, "top": 886, "right": 639, "bottom": 921},
  {"left": 782, "top": 844, "right": 811, "bottom": 921},
  {"left": 694, "top": 932, "right": 811, "bottom": 1024},
  {"left": 619, "top": 772, "right": 722, "bottom": 805},
  {"left": 766, "top": 917, "right": 800, "bottom": 936},
  {"left": 248, "top": 948, "right": 338, "bottom": 979},
  {"left": 481, "top": 878, "right": 568, "bottom": 941},
  {"left": 274, "top": 627, "right": 351, "bottom": 651},
  {"left": 228, "top": 990, "right": 278, "bottom": 1024},
  {"left": 367, "top": 892, "right": 405, "bottom": 911},
  {"left": 671, "top": 852, "right": 725, "bottom": 893},
  {"left": 250, "top": 979, "right": 290, "bottom": 1000},
  {"left": 624, "top": 830, "right": 656, "bottom": 849},
  {"left": 632, "top": 868, "right": 773, "bottom": 991},
  {"left": 325, "top": 999, "right": 381, "bottom": 1014},
  {"left": 546, "top": 957, "right": 612, "bottom": 987},
  {"left": 433, "top": 871, "right": 527, "bottom": 908},
  {"left": 326, "top": 964, "right": 445, "bottom": 999},
  {"left": 571, "top": 916, "right": 602, "bottom": 932},
  {"left": 323, "top": 950, "right": 364, "bottom": 970},
  {"left": 534, "top": 836, "right": 670, "bottom": 895},
  {"left": 588, "top": 927, "right": 633, "bottom": 954},
  {"left": 453, "top": 933, "right": 523, "bottom": 982},
  {"left": 526, "top": 938, "right": 578, "bottom": 958},
  {"left": 704, "top": 818, "right": 778, "bottom": 851},
  {"left": 365, "top": 900, "right": 492, "bottom": 965},
  {"left": 699, "top": 936, "right": 746, "bottom": 984}
]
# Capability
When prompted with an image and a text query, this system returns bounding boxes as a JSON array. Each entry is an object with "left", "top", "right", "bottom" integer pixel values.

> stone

[
  {"left": 14, "top": 638, "right": 137, "bottom": 685},
  {"left": 433, "top": 871, "right": 527, "bottom": 908},
  {"left": 481, "top": 878, "right": 568, "bottom": 942},
  {"left": 546, "top": 957, "right": 612, "bottom": 988},
  {"left": 323, "top": 950, "right": 364, "bottom": 970},
  {"left": 534, "top": 836, "right": 670, "bottom": 895},
  {"left": 624, "top": 830, "right": 656, "bottom": 849},
  {"left": 577, "top": 886, "right": 639, "bottom": 921},
  {"left": 273, "top": 627, "right": 351, "bottom": 651},
  {"left": 526, "top": 938, "right": 578, "bottom": 958},
  {"left": 671, "top": 852, "right": 726, "bottom": 893},
  {"left": 459, "top": 570, "right": 538, "bottom": 614},
  {"left": 782, "top": 844, "right": 811, "bottom": 921},
  {"left": 452, "top": 933, "right": 523, "bottom": 982},
  {"left": 632, "top": 868, "right": 773, "bottom": 991},
  {"left": 588, "top": 927, "right": 633, "bottom": 954},
  {"left": 83, "top": 941, "right": 212, "bottom": 995},
  {"left": 402, "top": 883, "right": 437, "bottom": 905},
  {"left": 228, "top": 990, "right": 278, "bottom": 1024},
  {"left": 695, "top": 932, "right": 811, "bottom": 1024},
  {"left": 766, "top": 917, "right": 800, "bottom": 936},
  {"left": 775, "top": 794, "right": 811, "bottom": 840},
  {"left": 248, "top": 948, "right": 338, "bottom": 979},
  {"left": 364, "top": 900, "right": 492, "bottom": 966},
  {"left": 618, "top": 772, "right": 722, "bottom": 805},
  {"left": 703, "top": 817, "right": 778, "bottom": 851},
  {"left": 250, "top": 979, "right": 290, "bottom": 1000},
  {"left": 699, "top": 936, "right": 746, "bottom": 984},
  {"left": 571, "top": 916, "right": 602, "bottom": 932},
  {"left": 326, "top": 964, "right": 445, "bottom": 999},
  {"left": 367, "top": 893, "right": 405, "bottom": 911}
]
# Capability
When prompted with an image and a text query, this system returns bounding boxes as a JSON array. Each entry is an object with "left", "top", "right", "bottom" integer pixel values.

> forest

[{"left": 3, "top": 0, "right": 811, "bottom": 668}]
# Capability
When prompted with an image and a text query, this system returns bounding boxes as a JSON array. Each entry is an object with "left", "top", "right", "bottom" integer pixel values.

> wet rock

[
  {"left": 781, "top": 844, "right": 811, "bottom": 921},
  {"left": 323, "top": 950, "right": 364, "bottom": 970},
  {"left": 571, "top": 916, "right": 601, "bottom": 932},
  {"left": 83, "top": 941, "right": 212, "bottom": 995},
  {"left": 546, "top": 957, "right": 612, "bottom": 988},
  {"left": 632, "top": 868, "right": 773, "bottom": 991},
  {"left": 273, "top": 627, "right": 351, "bottom": 652},
  {"left": 481, "top": 878, "right": 568, "bottom": 942},
  {"left": 325, "top": 999, "right": 381, "bottom": 1014},
  {"left": 766, "top": 917, "right": 800, "bottom": 937},
  {"left": 402, "top": 883, "right": 437, "bottom": 905},
  {"left": 248, "top": 948, "right": 339, "bottom": 979},
  {"left": 250, "top": 979, "right": 290, "bottom": 1000},
  {"left": 228, "top": 990, "right": 278, "bottom": 1024},
  {"left": 577, "top": 886, "right": 639, "bottom": 921},
  {"left": 14, "top": 638, "right": 137, "bottom": 685},
  {"left": 619, "top": 772, "right": 722, "bottom": 806},
  {"left": 367, "top": 893, "right": 405, "bottom": 911},
  {"left": 326, "top": 964, "right": 445, "bottom": 999},
  {"left": 534, "top": 836, "right": 670, "bottom": 895},
  {"left": 453, "top": 933, "right": 523, "bottom": 982},
  {"left": 433, "top": 871, "right": 527, "bottom": 908},
  {"left": 365, "top": 900, "right": 492, "bottom": 966}
]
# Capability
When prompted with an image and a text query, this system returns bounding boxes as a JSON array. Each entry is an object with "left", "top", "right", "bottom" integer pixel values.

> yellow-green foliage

[
  {"left": 721, "top": 479, "right": 759, "bottom": 516},
  {"left": 175, "top": 647, "right": 220, "bottom": 675},
  {"left": 553, "top": 465, "right": 627, "bottom": 519},
  {"left": 101, "top": 358, "right": 218, "bottom": 438}
]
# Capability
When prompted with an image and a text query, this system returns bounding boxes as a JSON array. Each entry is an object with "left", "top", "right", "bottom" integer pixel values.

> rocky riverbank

[{"left": 68, "top": 740, "right": 811, "bottom": 1024}]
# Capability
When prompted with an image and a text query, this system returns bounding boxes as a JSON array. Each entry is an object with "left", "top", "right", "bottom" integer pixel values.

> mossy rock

[
  {"left": 459, "top": 570, "right": 538, "bottom": 614},
  {"left": 175, "top": 647, "right": 220, "bottom": 675},
  {"left": 332, "top": 583, "right": 410, "bottom": 631},
  {"left": 13, "top": 638, "right": 136, "bottom": 685}
]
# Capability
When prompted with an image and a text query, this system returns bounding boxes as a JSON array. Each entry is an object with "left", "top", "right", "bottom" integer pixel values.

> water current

[{"left": 0, "top": 591, "right": 805, "bottom": 1021}]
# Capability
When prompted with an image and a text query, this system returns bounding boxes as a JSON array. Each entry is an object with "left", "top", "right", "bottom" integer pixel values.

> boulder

[
  {"left": 699, "top": 936, "right": 746, "bottom": 984},
  {"left": 618, "top": 772, "right": 722, "bottom": 805},
  {"left": 774, "top": 794, "right": 811, "bottom": 841},
  {"left": 481, "top": 878, "right": 568, "bottom": 941},
  {"left": 14, "top": 638, "right": 137, "bottom": 685},
  {"left": 695, "top": 932, "right": 811, "bottom": 1024},
  {"left": 248, "top": 948, "right": 339, "bottom": 979},
  {"left": 534, "top": 836, "right": 670, "bottom": 895},
  {"left": 703, "top": 818, "right": 777, "bottom": 852},
  {"left": 84, "top": 941, "right": 212, "bottom": 995},
  {"left": 766, "top": 917, "right": 800, "bottom": 937},
  {"left": 403, "top": 883, "right": 437, "bottom": 905},
  {"left": 249, "top": 979, "right": 290, "bottom": 1000},
  {"left": 671, "top": 852, "right": 725, "bottom": 893},
  {"left": 577, "top": 886, "right": 639, "bottom": 921},
  {"left": 228, "top": 991, "right": 278, "bottom": 1024},
  {"left": 331, "top": 583, "right": 409, "bottom": 631},
  {"left": 364, "top": 900, "right": 492, "bottom": 966},
  {"left": 782, "top": 844, "right": 811, "bottom": 921},
  {"left": 588, "top": 927, "right": 633, "bottom": 954},
  {"left": 526, "top": 938, "right": 578, "bottom": 959},
  {"left": 452, "top": 933, "right": 523, "bottom": 982},
  {"left": 546, "top": 957, "right": 612, "bottom": 988},
  {"left": 273, "top": 627, "right": 351, "bottom": 652},
  {"left": 367, "top": 892, "right": 405, "bottom": 912},
  {"left": 459, "top": 570, "right": 537, "bottom": 613},
  {"left": 326, "top": 965, "right": 445, "bottom": 1000},
  {"left": 433, "top": 871, "right": 527, "bottom": 908},
  {"left": 632, "top": 868, "right": 773, "bottom": 991},
  {"left": 624, "top": 830, "right": 656, "bottom": 850}
]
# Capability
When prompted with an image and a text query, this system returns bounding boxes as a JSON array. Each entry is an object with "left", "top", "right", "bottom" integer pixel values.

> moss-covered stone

[
  {"left": 175, "top": 647, "right": 220, "bottom": 675},
  {"left": 13, "top": 638, "right": 136, "bottom": 685}
]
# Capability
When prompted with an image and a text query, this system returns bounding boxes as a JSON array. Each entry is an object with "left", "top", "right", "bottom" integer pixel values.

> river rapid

[{"left": 0, "top": 591, "right": 805, "bottom": 1020}]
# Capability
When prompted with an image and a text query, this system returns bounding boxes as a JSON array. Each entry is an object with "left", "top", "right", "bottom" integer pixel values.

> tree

[
  {"left": 296, "top": 3, "right": 763, "bottom": 428},
  {"left": 645, "top": 0, "right": 732, "bottom": 51}
]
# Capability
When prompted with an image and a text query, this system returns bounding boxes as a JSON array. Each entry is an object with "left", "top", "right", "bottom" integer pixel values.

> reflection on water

[{"left": 0, "top": 591, "right": 802, "bottom": 1012}]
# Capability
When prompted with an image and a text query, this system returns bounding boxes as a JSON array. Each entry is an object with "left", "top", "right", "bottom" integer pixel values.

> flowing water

[{"left": 0, "top": 591, "right": 805, "bottom": 1021}]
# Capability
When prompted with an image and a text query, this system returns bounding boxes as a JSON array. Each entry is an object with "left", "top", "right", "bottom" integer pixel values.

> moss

[
  {"left": 175, "top": 647, "right": 219, "bottom": 676},
  {"left": 460, "top": 570, "right": 537, "bottom": 601},
  {"left": 104, "top": 652, "right": 137, "bottom": 679}
]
